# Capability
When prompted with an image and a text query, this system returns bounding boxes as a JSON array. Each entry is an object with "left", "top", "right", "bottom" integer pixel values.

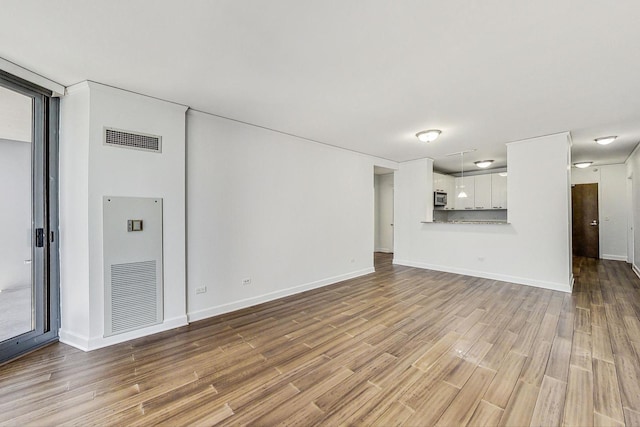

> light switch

[{"left": 127, "top": 219, "right": 143, "bottom": 232}]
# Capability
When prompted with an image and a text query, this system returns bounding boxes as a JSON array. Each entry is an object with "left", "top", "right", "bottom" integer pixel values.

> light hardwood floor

[{"left": 1, "top": 253, "right": 640, "bottom": 426}]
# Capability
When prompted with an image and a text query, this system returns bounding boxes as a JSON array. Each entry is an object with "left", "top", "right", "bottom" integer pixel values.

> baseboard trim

[
  {"left": 633, "top": 263, "right": 640, "bottom": 280},
  {"left": 187, "top": 267, "right": 375, "bottom": 323},
  {"left": 602, "top": 254, "right": 628, "bottom": 262},
  {"left": 60, "top": 315, "right": 189, "bottom": 352},
  {"left": 375, "top": 248, "right": 393, "bottom": 253},
  {"left": 393, "top": 259, "right": 572, "bottom": 293},
  {"left": 58, "top": 329, "right": 90, "bottom": 351}
]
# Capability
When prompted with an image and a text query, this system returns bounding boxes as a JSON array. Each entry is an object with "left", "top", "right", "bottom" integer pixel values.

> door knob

[{"left": 590, "top": 220, "right": 598, "bottom": 226}]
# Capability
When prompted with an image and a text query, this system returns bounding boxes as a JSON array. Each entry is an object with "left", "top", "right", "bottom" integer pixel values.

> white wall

[
  {"left": 627, "top": 145, "right": 640, "bottom": 276},
  {"left": 571, "top": 164, "right": 628, "bottom": 261},
  {"left": 186, "top": 110, "right": 397, "bottom": 321},
  {"left": 59, "top": 82, "right": 188, "bottom": 350},
  {"left": 59, "top": 85, "right": 91, "bottom": 341},
  {"left": 375, "top": 173, "right": 394, "bottom": 253},
  {"left": 394, "top": 133, "right": 573, "bottom": 292},
  {"left": 0, "top": 139, "right": 32, "bottom": 290}
]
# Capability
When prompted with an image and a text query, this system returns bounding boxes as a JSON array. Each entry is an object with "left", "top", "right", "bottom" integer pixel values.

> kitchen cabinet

[
  {"left": 491, "top": 173, "right": 507, "bottom": 209},
  {"left": 435, "top": 172, "right": 506, "bottom": 211},
  {"left": 433, "top": 172, "right": 446, "bottom": 193},
  {"left": 474, "top": 174, "right": 492, "bottom": 209},
  {"left": 433, "top": 173, "right": 455, "bottom": 209},
  {"left": 454, "top": 176, "right": 475, "bottom": 210}
]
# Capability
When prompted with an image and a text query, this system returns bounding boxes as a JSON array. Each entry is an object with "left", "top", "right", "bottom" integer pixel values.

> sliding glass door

[{"left": 0, "top": 71, "right": 59, "bottom": 362}]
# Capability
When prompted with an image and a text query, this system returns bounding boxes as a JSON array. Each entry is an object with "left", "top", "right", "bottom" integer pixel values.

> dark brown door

[{"left": 572, "top": 183, "right": 599, "bottom": 258}]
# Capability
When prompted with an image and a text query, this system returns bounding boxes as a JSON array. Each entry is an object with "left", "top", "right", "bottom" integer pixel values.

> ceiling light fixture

[
  {"left": 595, "top": 136, "right": 617, "bottom": 145},
  {"left": 458, "top": 152, "right": 468, "bottom": 198},
  {"left": 574, "top": 162, "right": 593, "bottom": 169},
  {"left": 416, "top": 129, "right": 441, "bottom": 143},
  {"left": 474, "top": 160, "right": 494, "bottom": 168},
  {"left": 498, "top": 172, "right": 508, "bottom": 177}
]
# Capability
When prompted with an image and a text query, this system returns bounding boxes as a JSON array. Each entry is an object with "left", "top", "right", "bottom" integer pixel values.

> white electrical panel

[{"left": 103, "top": 196, "right": 163, "bottom": 337}]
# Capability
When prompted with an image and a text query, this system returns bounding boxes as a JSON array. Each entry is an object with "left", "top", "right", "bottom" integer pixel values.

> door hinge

[{"left": 36, "top": 228, "right": 44, "bottom": 247}]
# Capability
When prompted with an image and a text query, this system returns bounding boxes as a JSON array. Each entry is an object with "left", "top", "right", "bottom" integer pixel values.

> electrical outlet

[
  {"left": 242, "top": 278, "right": 252, "bottom": 286},
  {"left": 195, "top": 286, "right": 207, "bottom": 294}
]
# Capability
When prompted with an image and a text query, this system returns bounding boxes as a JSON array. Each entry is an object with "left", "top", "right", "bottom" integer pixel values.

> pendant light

[{"left": 458, "top": 152, "right": 468, "bottom": 198}]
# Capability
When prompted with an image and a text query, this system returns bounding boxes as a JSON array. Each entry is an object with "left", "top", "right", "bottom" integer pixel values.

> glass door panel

[
  {"left": 0, "top": 85, "right": 34, "bottom": 343},
  {"left": 0, "top": 70, "right": 58, "bottom": 363}
]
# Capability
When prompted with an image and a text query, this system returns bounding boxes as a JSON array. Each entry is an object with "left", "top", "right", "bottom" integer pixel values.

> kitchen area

[
  {"left": 394, "top": 133, "right": 573, "bottom": 292},
  {"left": 430, "top": 170, "right": 508, "bottom": 224}
]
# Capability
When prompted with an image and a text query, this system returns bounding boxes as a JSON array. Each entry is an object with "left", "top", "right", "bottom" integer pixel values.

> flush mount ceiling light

[
  {"left": 595, "top": 136, "right": 617, "bottom": 145},
  {"left": 498, "top": 172, "right": 508, "bottom": 177},
  {"left": 416, "top": 129, "right": 441, "bottom": 143},
  {"left": 574, "top": 162, "right": 593, "bottom": 168},
  {"left": 474, "top": 160, "right": 494, "bottom": 168}
]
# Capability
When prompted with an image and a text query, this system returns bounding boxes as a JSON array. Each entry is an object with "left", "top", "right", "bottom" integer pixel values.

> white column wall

[
  {"left": 626, "top": 145, "right": 640, "bottom": 276},
  {"left": 394, "top": 133, "right": 573, "bottom": 292},
  {"left": 59, "top": 82, "right": 188, "bottom": 350}
]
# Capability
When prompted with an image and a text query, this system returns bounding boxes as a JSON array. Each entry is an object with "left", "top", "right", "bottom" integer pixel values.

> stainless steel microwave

[{"left": 434, "top": 191, "right": 447, "bottom": 206}]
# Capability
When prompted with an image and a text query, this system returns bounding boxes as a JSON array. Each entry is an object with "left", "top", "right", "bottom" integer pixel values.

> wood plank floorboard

[{"left": 1, "top": 253, "right": 640, "bottom": 425}]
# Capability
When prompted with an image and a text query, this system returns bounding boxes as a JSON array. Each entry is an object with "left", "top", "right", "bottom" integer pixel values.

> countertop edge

[{"left": 421, "top": 221, "right": 511, "bottom": 225}]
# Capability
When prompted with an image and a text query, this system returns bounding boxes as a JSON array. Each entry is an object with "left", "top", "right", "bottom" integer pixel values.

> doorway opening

[
  {"left": 374, "top": 167, "right": 395, "bottom": 265},
  {"left": 0, "top": 71, "right": 59, "bottom": 363},
  {"left": 572, "top": 183, "right": 599, "bottom": 258}
]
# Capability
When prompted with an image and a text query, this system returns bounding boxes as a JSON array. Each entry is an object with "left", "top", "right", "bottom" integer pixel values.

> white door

[{"left": 377, "top": 173, "right": 394, "bottom": 253}]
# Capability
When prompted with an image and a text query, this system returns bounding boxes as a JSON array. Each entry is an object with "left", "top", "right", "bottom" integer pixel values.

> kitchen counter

[
  {"left": 432, "top": 207, "right": 508, "bottom": 224},
  {"left": 424, "top": 220, "right": 510, "bottom": 224}
]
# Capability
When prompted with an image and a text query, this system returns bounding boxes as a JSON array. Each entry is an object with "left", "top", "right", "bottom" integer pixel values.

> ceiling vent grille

[{"left": 104, "top": 127, "right": 162, "bottom": 153}]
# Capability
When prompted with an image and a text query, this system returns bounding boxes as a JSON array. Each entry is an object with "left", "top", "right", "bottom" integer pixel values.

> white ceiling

[{"left": 2, "top": 1, "right": 639, "bottom": 173}]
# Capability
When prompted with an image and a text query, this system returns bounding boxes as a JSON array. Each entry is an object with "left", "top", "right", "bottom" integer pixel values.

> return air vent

[
  {"left": 104, "top": 127, "right": 162, "bottom": 153},
  {"left": 110, "top": 261, "right": 158, "bottom": 334}
]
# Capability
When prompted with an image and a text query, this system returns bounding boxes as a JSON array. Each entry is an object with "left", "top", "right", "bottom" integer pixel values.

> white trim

[
  {"left": 504, "top": 131, "right": 571, "bottom": 147},
  {"left": 60, "top": 315, "right": 188, "bottom": 351},
  {"left": 58, "top": 329, "right": 90, "bottom": 351},
  {"left": 64, "top": 80, "right": 89, "bottom": 95},
  {"left": 0, "top": 57, "right": 65, "bottom": 96},
  {"left": 393, "top": 259, "right": 572, "bottom": 293},
  {"left": 188, "top": 108, "right": 401, "bottom": 166},
  {"left": 375, "top": 247, "right": 393, "bottom": 253},
  {"left": 601, "top": 254, "right": 628, "bottom": 262},
  {"left": 633, "top": 263, "right": 640, "bottom": 280},
  {"left": 187, "top": 268, "right": 375, "bottom": 323}
]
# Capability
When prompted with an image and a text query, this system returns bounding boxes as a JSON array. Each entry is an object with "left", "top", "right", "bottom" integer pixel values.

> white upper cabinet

[
  {"left": 434, "top": 172, "right": 507, "bottom": 210},
  {"left": 433, "top": 172, "right": 455, "bottom": 209},
  {"left": 491, "top": 173, "right": 507, "bottom": 209},
  {"left": 474, "top": 174, "right": 492, "bottom": 209},
  {"left": 442, "top": 174, "right": 455, "bottom": 209},
  {"left": 454, "top": 176, "right": 475, "bottom": 210},
  {"left": 433, "top": 172, "right": 445, "bottom": 192}
]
